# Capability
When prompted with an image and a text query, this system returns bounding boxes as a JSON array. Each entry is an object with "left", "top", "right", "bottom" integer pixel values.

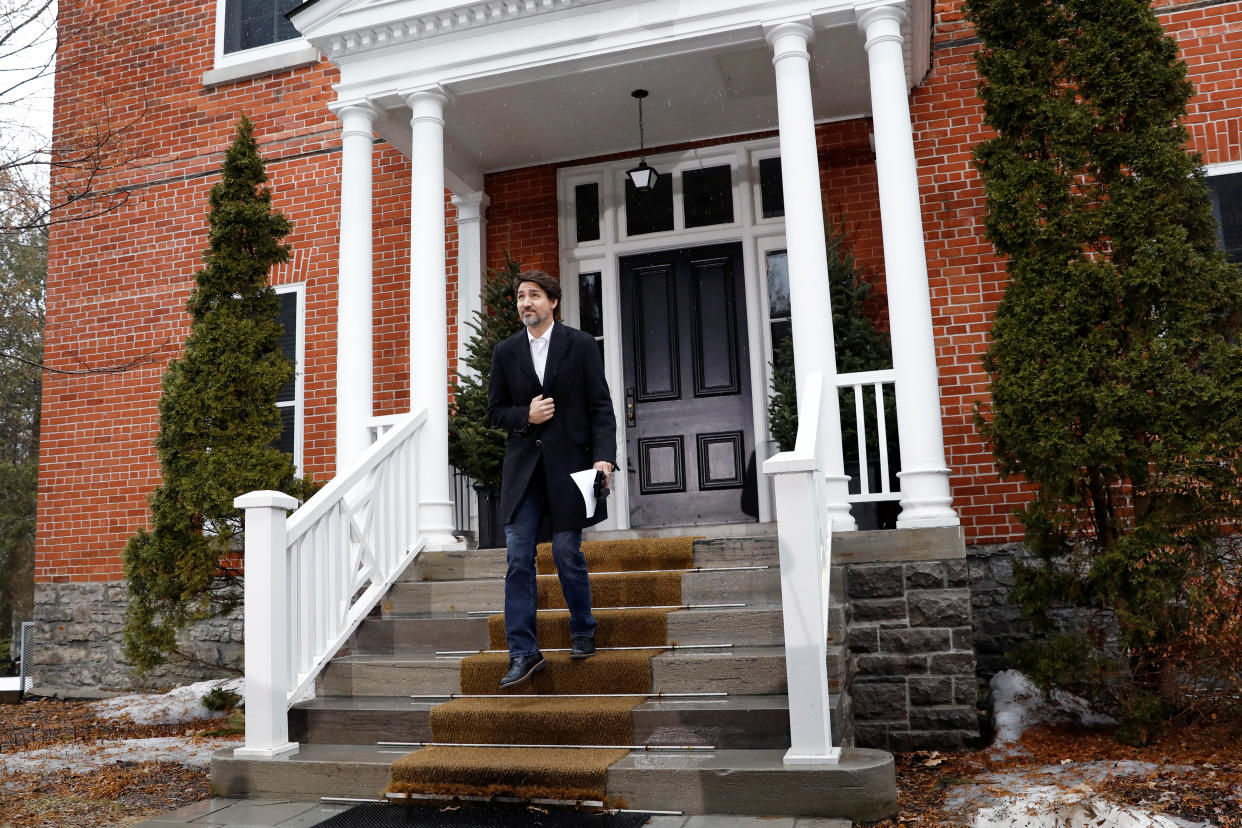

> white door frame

[{"left": 557, "top": 136, "right": 790, "bottom": 530}]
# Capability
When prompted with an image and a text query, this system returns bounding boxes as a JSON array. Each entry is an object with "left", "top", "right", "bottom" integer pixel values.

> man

[{"left": 487, "top": 270, "right": 617, "bottom": 688}]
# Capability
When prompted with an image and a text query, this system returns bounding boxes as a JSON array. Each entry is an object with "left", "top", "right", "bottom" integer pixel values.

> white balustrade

[
  {"left": 763, "top": 372, "right": 841, "bottom": 765},
  {"left": 836, "top": 368, "right": 900, "bottom": 503},
  {"left": 235, "top": 410, "right": 428, "bottom": 755}
]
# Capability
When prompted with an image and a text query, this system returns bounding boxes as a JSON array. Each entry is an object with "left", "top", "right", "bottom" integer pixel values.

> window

[
  {"left": 223, "top": 0, "right": 300, "bottom": 54},
  {"left": 206, "top": 0, "right": 319, "bottom": 86},
  {"left": 765, "top": 249, "right": 792, "bottom": 371},
  {"left": 1208, "top": 171, "right": 1242, "bottom": 263},
  {"left": 683, "top": 165, "right": 734, "bottom": 228},
  {"left": 578, "top": 271, "right": 605, "bottom": 363},
  {"left": 575, "top": 183, "right": 601, "bottom": 243},
  {"left": 274, "top": 286, "right": 304, "bottom": 469}
]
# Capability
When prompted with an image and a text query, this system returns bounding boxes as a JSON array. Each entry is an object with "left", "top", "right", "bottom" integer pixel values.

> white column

[
  {"left": 233, "top": 490, "right": 300, "bottom": 758},
  {"left": 450, "top": 191, "right": 489, "bottom": 374},
  {"left": 334, "top": 102, "right": 377, "bottom": 471},
  {"left": 766, "top": 20, "right": 855, "bottom": 530},
  {"left": 408, "top": 88, "right": 459, "bottom": 549},
  {"left": 858, "top": 4, "right": 959, "bottom": 528}
]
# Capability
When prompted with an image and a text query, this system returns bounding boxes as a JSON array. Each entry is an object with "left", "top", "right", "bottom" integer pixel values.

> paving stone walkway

[{"left": 132, "top": 798, "right": 853, "bottom": 827}]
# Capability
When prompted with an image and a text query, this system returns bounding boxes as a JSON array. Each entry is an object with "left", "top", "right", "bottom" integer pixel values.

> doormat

[{"left": 314, "top": 803, "right": 654, "bottom": 828}]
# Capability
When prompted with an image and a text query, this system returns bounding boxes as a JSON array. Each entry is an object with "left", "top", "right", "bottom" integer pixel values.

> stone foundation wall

[
  {"left": 843, "top": 558, "right": 981, "bottom": 751},
  {"left": 967, "top": 542, "right": 1035, "bottom": 679},
  {"left": 31, "top": 581, "right": 241, "bottom": 696}
]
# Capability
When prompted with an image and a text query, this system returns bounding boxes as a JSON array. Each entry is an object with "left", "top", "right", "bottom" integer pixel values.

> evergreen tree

[
  {"left": 449, "top": 255, "right": 523, "bottom": 490},
  {"left": 0, "top": 227, "right": 44, "bottom": 671},
  {"left": 966, "top": 0, "right": 1242, "bottom": 736},
  {"left": 768, "top": 222, "right": 892, "bottom": 451},
  {"left": 123, "top": 117, "right": 310, "bottom": 674}
]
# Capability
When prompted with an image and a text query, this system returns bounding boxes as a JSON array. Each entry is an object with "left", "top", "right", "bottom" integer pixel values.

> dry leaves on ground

[
  {"left": 0, "top": 696, "right": 241, "bottom": 827},
  {"left": 874, "top": 719, "right": 1242, "bottom": 827}
]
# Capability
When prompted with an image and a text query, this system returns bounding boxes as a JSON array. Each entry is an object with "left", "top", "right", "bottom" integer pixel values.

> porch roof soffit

[{"left": 293, "top": 0, "right": 931, "bottom": 174}]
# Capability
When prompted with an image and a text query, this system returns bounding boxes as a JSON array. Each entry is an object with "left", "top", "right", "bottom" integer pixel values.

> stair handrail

[
  {"left": 763, "top": 371, "right": 842, "bottom": 765},
  {"left": 233, "top": 409, "right": 429, "bottom": 757}
]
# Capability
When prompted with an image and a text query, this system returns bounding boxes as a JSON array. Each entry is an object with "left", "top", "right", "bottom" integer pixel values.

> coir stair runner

[{"left": 387, "top": 537, "right": 697, "bottom": 804}]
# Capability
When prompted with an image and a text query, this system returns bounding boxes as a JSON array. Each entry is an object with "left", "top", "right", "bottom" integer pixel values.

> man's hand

[
  {"left": 593, "top": 460, "right": 614, "bottom": 489},
  {"left": 528, "top": 394, "right": 555, "bottom": 424}
]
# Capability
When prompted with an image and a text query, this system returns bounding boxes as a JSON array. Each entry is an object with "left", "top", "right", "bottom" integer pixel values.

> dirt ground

[
  {"left": 0, "top": 697, "right": 1238, "bottom": 827},
  {"left": 0, "top": 696, "right": 238, "bottom": 827}
]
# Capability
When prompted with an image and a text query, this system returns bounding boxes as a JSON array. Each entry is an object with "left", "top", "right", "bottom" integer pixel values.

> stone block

[
  {"left": 953, "top": 677, "right": 978, "bottom": 707},
  {"left": 908, "top": 705, "right": 978, "bottom": 731},
  {"left": 903, "top": 562, "right": 946, "bottom": 590},
  {"left": 908, "top": 676, "right": 952, "bottom": 706},
  {"left": 907, "top": 590, "right": 971, "bottom": 627},
  {"left": 950, "top": 626, "right": 974, "bottom": 651},
  {"left": 848, "top": 626, "right": 880, "bottom": 654},
  {"left": 889, "top": 729, "right": 972, "bottom": 752},
  {"left": 855, "top": 653, "right": 928, "bottom": 678},
  {"left": 847, "top": 564, "right": 905, "bottom": 599},
  {"left": 879, "top": 628, "right": 951, "bottom": 654},
  {"left": 852, "top": 679, "right": 908, "bottom": 722},
  {"left": 945, "top": 559, "right": 971, "bottom": 587},
  {"left": 928, "top": 652, "right": 976, "bottom": 675},
  {"left": 852, "top": 722, "right": 891, "bottom": 750},
  {"left": 851, "top": 598, "right": 908, "bottom": 624}
]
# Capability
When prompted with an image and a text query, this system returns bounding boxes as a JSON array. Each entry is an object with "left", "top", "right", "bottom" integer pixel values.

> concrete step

[
  {"left": 383, "top": 567, "right": 782, "bottom": 615},
  {"left": 318, "top": 644, "right": 848, "bottom": 697},
  {"left": 210, "top": 744, "right": 896, "bottom": 821},
  {"left": 402, "top": 536, "right": 780, "bottom": 582},
  {"left": 288, "top": 693, "right": 846, "bottom": 751},
  {"left": 350, "top": 604, "right": 843, "bottom": 655}
]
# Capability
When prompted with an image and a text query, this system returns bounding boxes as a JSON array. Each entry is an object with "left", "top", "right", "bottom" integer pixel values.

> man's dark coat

[{"left": 487, "top": 322, "right": 617, "bottom": 532}]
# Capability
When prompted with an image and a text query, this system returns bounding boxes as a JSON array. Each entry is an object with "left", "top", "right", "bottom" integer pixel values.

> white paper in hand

[{"left": 570, "top": 468, "right": 599, "bottom": 520}]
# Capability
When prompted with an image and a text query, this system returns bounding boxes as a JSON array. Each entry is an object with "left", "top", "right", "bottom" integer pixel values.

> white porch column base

[
  {"left": 858, "top": 4, "right": 959, "bottom": 528},
  {"left": 766, "top": 19, "right": 855, "bottom": 530},
  {"left": 333, "top": 101, "right": 377, "bottom": 471},
  {"left": 408, "top": 88, "right": 461, "bottom": 550}
]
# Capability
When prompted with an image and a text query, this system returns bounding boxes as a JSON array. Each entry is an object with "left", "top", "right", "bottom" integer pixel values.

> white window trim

[
  {"left": 1205, "top": 160, "right": 1242, "bottom": 177},
  {"left": 558, "top": 135, "right": 786, "bottom": 529},
  {"left": 203, "top": 0, "right": 319, "bottom": 87},
  {"left": 275, "top": 282, "right": 306, "bottom": 474}
]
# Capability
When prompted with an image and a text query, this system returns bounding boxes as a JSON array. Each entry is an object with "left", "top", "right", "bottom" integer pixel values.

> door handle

[{"left": 625, "top": 387, "right": 636, "bottom": 427}]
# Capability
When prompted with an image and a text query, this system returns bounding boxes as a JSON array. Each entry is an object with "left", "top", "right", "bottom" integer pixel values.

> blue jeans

[{"left": 503, "top": 481, "right": 596, "bottom": 657}]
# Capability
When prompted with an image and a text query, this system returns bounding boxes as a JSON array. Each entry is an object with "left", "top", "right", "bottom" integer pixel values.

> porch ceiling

[
  {"left": 291, "top": 0, "right": 930, "bottom": 186},
  {"left": 441, "top": 30, "right": 872, "bottom": 174}
]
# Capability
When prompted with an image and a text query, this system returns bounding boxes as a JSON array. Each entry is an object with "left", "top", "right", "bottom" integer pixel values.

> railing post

[{"left": 233, "top": 490, "right": 300, "bottom": 757}]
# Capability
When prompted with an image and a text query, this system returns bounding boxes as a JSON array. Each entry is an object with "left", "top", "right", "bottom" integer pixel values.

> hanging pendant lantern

[{"left": 626, "top": 89, "right": 660, "bottom": 192}]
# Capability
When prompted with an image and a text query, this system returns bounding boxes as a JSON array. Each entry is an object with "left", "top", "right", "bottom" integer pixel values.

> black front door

[{"left": 619, "top": 242, "right": 758, "bottom": 528}]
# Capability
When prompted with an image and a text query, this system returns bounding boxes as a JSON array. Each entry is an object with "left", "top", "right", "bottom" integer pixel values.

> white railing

[
  {"left": 762, "top": 372, "right": 841, "bottom": 765},
  {"left": 233, "top": 410, "right": 428, "bottom": 757},
  {"left": 836, "top": 368, "right": 899, "bottom": 503}
]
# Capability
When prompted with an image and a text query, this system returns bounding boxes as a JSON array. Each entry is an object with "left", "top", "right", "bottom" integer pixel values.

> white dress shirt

[{"left": 527, "top": 321, "right": 554, "bottom": 385}]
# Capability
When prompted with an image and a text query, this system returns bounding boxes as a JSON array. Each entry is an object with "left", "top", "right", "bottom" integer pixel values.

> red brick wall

[{"left": 38, "top": 0, "right": 1242, "bottom": 582}]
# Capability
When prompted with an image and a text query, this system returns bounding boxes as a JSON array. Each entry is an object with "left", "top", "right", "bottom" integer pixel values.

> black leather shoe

[
  {"left": 499, "top": 652, "right": 546, "bottom": 688},
  {"left": 570, "top": 636, "right": 596, "bottom": 660}
]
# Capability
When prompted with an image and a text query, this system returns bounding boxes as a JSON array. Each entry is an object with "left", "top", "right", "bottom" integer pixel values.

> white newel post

[
  {"left": 766, "top": 20, "right": 855, "bottom": 530},
  {"left": 408, "top": 89, "right": 459, "bottom": 549},
  {"left": 451, "top": 191, "right": 489, "bottom": 375},
  {"left": 858, "top": 3, "right": 959, "bottom": 528},
  {"left": 334, "top": 102, "right": 377, "bottom": 470},
  {"left": 234, "top": 490, "right": 300, "bottom": 757}
]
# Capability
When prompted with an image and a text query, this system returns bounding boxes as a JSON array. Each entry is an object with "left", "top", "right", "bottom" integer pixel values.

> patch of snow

[
  {"left": 90, "top": 678, "right": 243, "bottom": 725},
  {"left": 0, "top": 735, "right": 238, "bottom": 774},
  {"left": 990, "top": 669, "right": 1115, "bottom": 752},
  {"left": 972, "top": 788, "right": 1206, "bottom": 828}
]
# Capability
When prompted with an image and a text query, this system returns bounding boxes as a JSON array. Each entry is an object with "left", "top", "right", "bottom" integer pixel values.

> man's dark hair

[{"left": 515, "top": 269, "right": 562, "bottom": 320}]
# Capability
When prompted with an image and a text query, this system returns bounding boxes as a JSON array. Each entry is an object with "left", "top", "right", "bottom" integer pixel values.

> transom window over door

[{"left": 223, "top": 0, "right": 300, "bottom": 54}]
